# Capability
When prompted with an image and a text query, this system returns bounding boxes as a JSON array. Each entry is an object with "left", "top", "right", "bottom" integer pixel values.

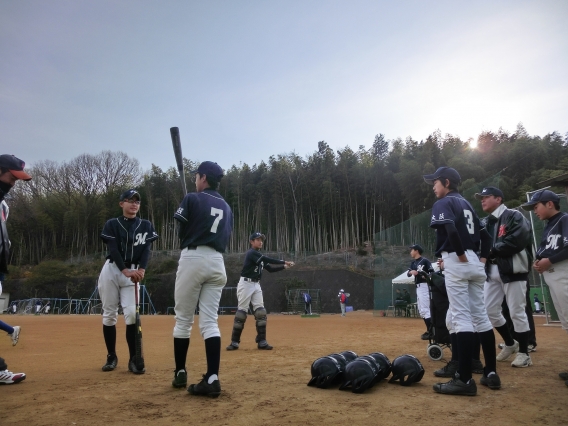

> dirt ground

[{"left": 1, "top": 311, "right": 567, "bottom": 426}]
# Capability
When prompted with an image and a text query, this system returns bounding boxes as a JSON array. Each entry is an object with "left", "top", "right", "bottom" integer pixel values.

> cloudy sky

[{"left": 1, "top": 0, "right": 567, "bottom": 172}]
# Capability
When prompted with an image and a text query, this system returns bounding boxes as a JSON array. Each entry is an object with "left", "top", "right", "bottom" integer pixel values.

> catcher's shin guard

[
  {"left": 254, "top": 307, "right": 268, "bottom": 343},
  {"left": 231, "top": 309, "right": 247, "bottom": 343}
]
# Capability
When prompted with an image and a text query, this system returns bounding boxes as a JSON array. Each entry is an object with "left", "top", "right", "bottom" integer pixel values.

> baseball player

[
  {"left": 407, "top": 244, "right": 434, "bottom": 339},
  {"left": 99, "top": 189, "right": 158, "bottom": 375},
  {"left": 44, "top": 300, "right": 51, "bottom": 314},
  {"left": 424, "top": 167, "right": 498, "bottom": 396},
  {"left": 0, "top": 154, "right": 31, "bottom": 385},
  {"left": 475, "top": 187, "right": 533, "bottom": 368},
  {"left": 533, "top": 294, "right": 541, "bottom": 313},
  {"left": 338, "top": 289, "right": 348, "bottom": 316},
  {"left": 521, "top": 190, "right": 568, "bottom": 386},
  {"left": 35, "top": 299, "right": 42, "bottom": 315},
  {"left": 226, "top": 232, "right": 294, "bottom": 351},
  {"left": 171, "top": 161, "right": 233, "bottom": 398},
  {"left": 303, "top": 292, "right": 312, "bottom": 315}
]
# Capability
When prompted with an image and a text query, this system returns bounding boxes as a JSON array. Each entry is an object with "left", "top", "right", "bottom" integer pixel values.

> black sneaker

[
  {"left": 226, "top": 342, "right": 239, "bottom": 351},
  {"left": 128, "top": 358, "right": 145, "bottom": 374},
  {"left": 102, "top": 354, "right": 118, "bottom": 372},
  {"left": 258, "top": 342, "right": 273, "bottom": 350},
  {"left": 421, "top": 332, "right": 431, "bottom": 340},
  {"left": 172, "top": 369, "right": 187, "bottom": 388},
  {"left": 188, "top": 375, "right": 221, "bottom": 398},
  {"left": 434, "top": 360, "right": 458, "bottom": 378},
  {"left": 433, "top": 377, "right": 477, "bottom": 396},
  {"left": 480, "top": 373, "right": 501, "bottom": 390},
  {"left": 472, "top": 359, "right": 484, "bottom": 374}
]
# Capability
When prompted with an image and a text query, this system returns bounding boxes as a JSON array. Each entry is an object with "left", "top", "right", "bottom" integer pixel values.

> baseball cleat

[
  {"left": 433, "top": 360, "right": 458, "bottom": 378},
  {"left": 480, "top": 373, "right": 501, "bottom": 390},
  {"left": 0, "top": 369, "right": 26, "bottom": 385},
  {"left": 559, "top": 372, "right": 568, "bottom": 381},
  {"left": 226, "top": 342, "right": 239, "bottom": 351},
  {"left": 10, "top": 326, "right": 20, "bottom": 346},
  {"left": 433, "top": 377, "right": 477, "bottom": 396},
  {"left": 511, "top": 353, "right": 533, "bottom": 368},
  {"left": 102, "top": 354, "right": 118, "bottom": 372},
  {"left": 172, "top": 369, "right": 187, "bottom": 388},
  {"left": 188, "top": 374, "right": 221, "bottom": 398},
  {"left": 496, "top": 340, "right": 519, "bottom": 361},
  {"left": 258, "top": 343, "right": 273, "bottom": 350},
  {"left": 128, "top": 358, "right": 145, "bottom": 374}
]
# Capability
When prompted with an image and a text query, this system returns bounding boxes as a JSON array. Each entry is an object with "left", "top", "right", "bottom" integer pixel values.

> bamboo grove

[{"left": 6, "top": 125, "right": 568, "bottom": 266}]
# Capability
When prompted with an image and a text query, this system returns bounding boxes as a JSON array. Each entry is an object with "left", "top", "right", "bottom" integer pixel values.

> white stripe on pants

[
  {"left": 484, "top": 264, "right": 529, "bottom": 332},
  {"left": 173, "top": 246, "right": 227, "bottom": 340},
  {"left": 442, "top": 250, "right": 492, "bottom": 333},
  {"left": 98, "top": 260, "right": 138, "bottom": 326},
  {"left": 542, "top": 259, "right": 568, "bottom": 332},
  {"left": 416, "top": 283, "right": 431, "bottom": 319}
]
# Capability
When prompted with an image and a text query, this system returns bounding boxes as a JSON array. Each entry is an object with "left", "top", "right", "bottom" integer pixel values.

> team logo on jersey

[
  {"left": 176, "top": 207, "right": 184, "bottom": 215},
  {"left": 545, "top": 234, "right": 561, "bottom": 251},
  {"left": 439, "top": 213, "right": 445, "bottom": 220},
  {"left": 417, "top": 265, "right": 425, "bottom": 272},
  {"left": 134, "top": 232, "right": 148, "bottom": 246},
  {"left": 564, "top": 237, "right": 568, "bottom": 246},
  {"left": 431, "top": 215, "right": 436, "bottom": 221},
  {"left": 497, "top": 225, "right": 507, "bottom": 238}
]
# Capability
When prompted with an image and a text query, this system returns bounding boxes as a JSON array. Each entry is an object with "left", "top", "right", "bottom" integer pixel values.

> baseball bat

[
  {"left": 170, "top": 127, "right": 187, "bottom": 195},
  {"left": 134, "top": 281, "right": 144, "bottom": 370}
]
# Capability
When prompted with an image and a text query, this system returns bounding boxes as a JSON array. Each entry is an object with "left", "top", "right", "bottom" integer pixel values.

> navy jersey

[
  {"left": 536, "top": 212, "right": 568, "bottom": 263},
  {"left": 430, "top": 192, "right": 482, "bottom": 257},
  {"left": 101, "top": 217, "right": 158, "bottom": 265},
  {"left": 408, "top": 257, "right": 434, "bottom": 284},
  {"left": 240, "top": 248, "right": 285, "bottom": 280},
  {"left": 174, "top": 189, "right": 233, "bottom": 253}
]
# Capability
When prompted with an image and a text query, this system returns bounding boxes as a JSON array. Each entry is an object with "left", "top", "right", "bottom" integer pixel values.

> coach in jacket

[{"left": 476, "top": 187, "right": 534, "bottom": 368}]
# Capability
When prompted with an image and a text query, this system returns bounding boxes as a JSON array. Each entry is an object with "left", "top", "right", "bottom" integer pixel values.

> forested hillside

[{"left": 6, "top": 124, "right": 567, "bottom": 266}]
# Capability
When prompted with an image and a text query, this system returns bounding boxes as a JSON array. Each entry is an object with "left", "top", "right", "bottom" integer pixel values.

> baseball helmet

[
  {"left": 357, "top": 355, "right": 385, "bottom": 383},
  {"left": 340, "top": 350, "right": 358, "bottom": 363},
  {"left": 307, "top": 356, "right": 343, "bottom": 389},
  {"left": 327, "top": 353, "right": 348, "bottom": 370},
  {"left": 339, "top": 358, "right": 379, "bottom": 393},
  {"left": 388, "top": 354, "right": 425, "bottom": 386},
  {"left": 368, "top": 352, "right": 392, "bottom": 379}
]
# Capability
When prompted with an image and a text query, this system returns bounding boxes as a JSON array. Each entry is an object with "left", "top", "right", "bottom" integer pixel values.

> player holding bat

[{"left": 99, "top": 189, "right": 158, "bottom": 374}]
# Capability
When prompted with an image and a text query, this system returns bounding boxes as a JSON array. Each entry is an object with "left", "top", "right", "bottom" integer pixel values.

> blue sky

[{"left": 1, "top": 0, "right": 567, "bottom": 172}]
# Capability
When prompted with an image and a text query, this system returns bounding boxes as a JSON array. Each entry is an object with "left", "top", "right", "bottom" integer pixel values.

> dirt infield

[{"left": 1, "top": 311, "right": 567, "bottom": 425}]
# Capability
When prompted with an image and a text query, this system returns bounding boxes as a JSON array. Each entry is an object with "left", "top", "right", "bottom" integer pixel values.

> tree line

[{"left": 6, "top": 124, "right": 567, "bottom": 267}]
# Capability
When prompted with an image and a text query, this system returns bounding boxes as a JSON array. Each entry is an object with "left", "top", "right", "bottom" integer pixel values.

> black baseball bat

[
  {"left": 134, "top": 281, "right": 144, "bottom": 370},
  {"left": 170, "top": 127, "right": 187, "bottom": 195}
]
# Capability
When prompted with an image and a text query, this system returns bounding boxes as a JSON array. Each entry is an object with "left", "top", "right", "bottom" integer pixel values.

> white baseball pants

[
  {"left": 442, "top": 250, "right": 492, "bottom": 334},
  {"left": 542, "top": 259, "right": 568, "bottom": 332},
  {"left": 98, "top": 260, "right": 138, "bottom": 326},
  {"left": 416, "top": 283, "right": 431, "bottom": 319},
  {"left": 236, "top": 278, "right": 264, "bottom": 312},
  {"left": 173, "top": 246, "right": 227, "bottom": 340},
  {"left": 484, "top": 264, "right": 529, "bottom": 332}
]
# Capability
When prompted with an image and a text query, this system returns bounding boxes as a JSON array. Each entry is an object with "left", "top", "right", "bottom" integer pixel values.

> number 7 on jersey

[{"left": 210, "top": 208, "right": 223, "bottom": 233}]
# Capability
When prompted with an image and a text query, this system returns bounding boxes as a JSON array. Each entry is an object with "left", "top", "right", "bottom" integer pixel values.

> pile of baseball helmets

[{"left": 307, "top": 351, "right": 424, "bottom": 393}]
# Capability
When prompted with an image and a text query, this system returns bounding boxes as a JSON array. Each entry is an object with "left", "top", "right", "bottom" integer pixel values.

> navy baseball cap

[
  {"left": 249, "top": 232, "right": 266, "bottom": 241},
  {"left": 474, "top": 186, "right": 504, "bottom": 200},
  {"left": 423, "top": 167, "right": 461, "bottom": 185},
  {"left": 191, "top": 161, "right": 224, "bottom": 180},
  {"left": 0, "top": 154, "right": 32, "bottom": 181},
  {"left": 120, "top": 189, "right": 140, "bottom": 201},
  {"left": 521, "top": 190, "right": 560, "bottom": 210},
  {"left": 409, "top": 244, "right": 423, "bottom": 254}
]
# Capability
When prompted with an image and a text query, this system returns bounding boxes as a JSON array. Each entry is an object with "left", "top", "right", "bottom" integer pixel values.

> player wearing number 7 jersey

[
  {"left": 424, "top": 167, "right": 497, "bottom": 396},
  {"left": 171, "top": 161, "right": 233, "bottom": 398}
]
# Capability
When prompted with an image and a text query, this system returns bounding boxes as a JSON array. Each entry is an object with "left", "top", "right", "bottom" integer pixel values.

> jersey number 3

[
  {"left": 463, "top": 209, "right": 474, "bottom": 234},
  {"left": 210, "top": 208, "right": 224, "bottom": 233}
]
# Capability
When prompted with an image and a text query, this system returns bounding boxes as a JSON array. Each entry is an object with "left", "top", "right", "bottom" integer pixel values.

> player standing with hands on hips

[
  {"left": 226, "top": 233, "right": 294, "bottom": 351},
  {"left": 521, "top": 190, "right": 568, "bottom": 386},
  {"left": 171, "top": 161, "right": 233, "bottom": 398},
  {"left": 407, "top": 244, "right": 434, "bottom": 339},
  {"left": 99, "top": 189, "right": 158, "bottom": 374},
  {"left": 424, "top": 167, "right": 498, "bottom": 396},
  {"left": 475, "top": 187, "right": 534, "bottom": 368},
  {"left": 0, "top": 154, "right": 31, "bottom": 384}
]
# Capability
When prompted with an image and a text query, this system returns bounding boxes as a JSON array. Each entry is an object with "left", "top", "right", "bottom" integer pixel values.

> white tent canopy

[{"left": 392, "top": 271, "right": 414, "bottom": 284}]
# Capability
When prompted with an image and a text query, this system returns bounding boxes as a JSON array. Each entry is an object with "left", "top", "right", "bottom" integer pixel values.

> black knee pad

[
  {"left": 234, "top": 309, "right": 247, "bottom": 330},
  {"left": 254, "top": 307, "right": 267, "bottom": 327}
]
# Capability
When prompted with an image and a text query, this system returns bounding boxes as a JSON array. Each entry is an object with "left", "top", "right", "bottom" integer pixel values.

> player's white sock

[{"left": 208, "top": 374, "right": 218, "bottom": 384}]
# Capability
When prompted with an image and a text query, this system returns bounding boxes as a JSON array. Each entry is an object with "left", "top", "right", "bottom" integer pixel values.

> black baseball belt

[{"left": 243, "top": 277, "right": 259, "bottom": 283}]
